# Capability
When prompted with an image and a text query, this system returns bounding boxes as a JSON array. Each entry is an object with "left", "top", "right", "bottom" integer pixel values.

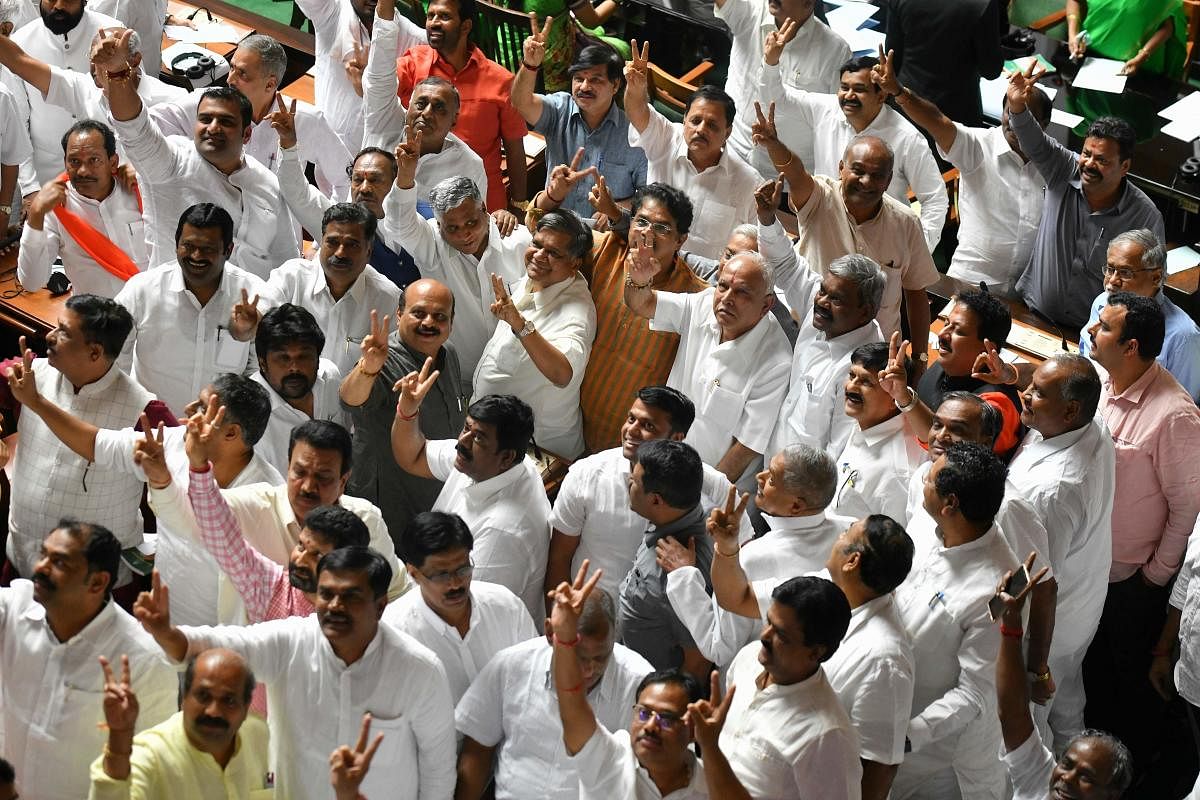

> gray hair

[
  {"left": 1109, "top": 228, "right": 1166, "bottom": 282},
  {"left": 843, "top": 133, "right": 895, "bottom": 171},
  {"left": 238, "top": 34, "right": 288, "bottom": 85},
  {"left": 776, "top": 444, "right": 838, "bottom": 509},
  {"left": 429, "top": 175, "right": 484, "bottom": 217},
  {"left": 1048, "top": 353, "right": 1101, "bottom": 423},
  {"left": 828, "top": 253, "right": 886, "bottom": 310},
  {"left": 0, "top": 0, "right": 23, "bottom": 27}
]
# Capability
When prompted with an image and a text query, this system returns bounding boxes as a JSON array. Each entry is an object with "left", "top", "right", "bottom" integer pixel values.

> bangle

[
  {"left": 553, "top": 632, "right": 580, "bottom": 648},
  {"left": 357, "top": 359, "right": 381, "bottom": 378},
  {"left": 1000, "top": 624, "right": 1024, "bottom": 639},
  {"left": 522, "top": 60, "right": 541, "bottom": 71},
  {"left": 396, "top": 405, "right": 419, "bottom": 421},
  {"left": 624, "top": 274, "right": 651, "bottom": 290},
  {"left": 715, "top": 544, "right": 741, "bottom": 558},
  {"left": 770, "top": 151, "right": 794, "bottom": 169},
  {"left": 895, "top": 387, "right": 917, "bottom": 413}
]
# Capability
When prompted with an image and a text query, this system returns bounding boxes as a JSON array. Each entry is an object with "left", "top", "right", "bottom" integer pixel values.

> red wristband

[{"left": 1000, "top": 624, "right": 1024, "bottom": 639}]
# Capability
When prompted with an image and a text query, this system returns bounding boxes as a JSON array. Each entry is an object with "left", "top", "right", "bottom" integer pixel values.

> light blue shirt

[
  {"left": 1080, "top": 289, "right": 1200, "bottom": 403},
  {"left": 532, "top": 91, "right": 647, "bottom": 216}
]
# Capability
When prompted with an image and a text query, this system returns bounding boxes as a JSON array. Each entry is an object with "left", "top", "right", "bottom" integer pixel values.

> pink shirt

[{"left": 1101, "top": 362, "right": 1200, "bottom": 585}]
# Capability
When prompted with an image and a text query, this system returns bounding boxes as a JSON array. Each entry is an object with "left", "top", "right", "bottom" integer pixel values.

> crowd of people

[{"left": 0, "top": 0, "right": 1198, "bottom": 796}]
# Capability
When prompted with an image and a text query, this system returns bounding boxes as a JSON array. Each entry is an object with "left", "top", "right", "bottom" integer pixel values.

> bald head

[{"left": 398, "top": 278, "right": 454, "bottom": 357}]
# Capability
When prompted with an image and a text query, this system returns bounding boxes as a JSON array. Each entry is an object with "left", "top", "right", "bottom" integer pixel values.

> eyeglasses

[
  {"left": 631, "top": 216, "right": 675, "bottom": 237},
  {"left": 420, "top": 559, "right": 474, "bottom": 585},
  {"left": 1102, "top": 265, "right": 1160, "bottom": 281},
  {"left": 633, "top": 704, "right": 684, "bottom": 731}
]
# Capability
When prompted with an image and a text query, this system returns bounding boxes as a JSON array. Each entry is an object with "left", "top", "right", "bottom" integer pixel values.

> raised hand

[
  {"left": 546, "top": 147, "right": 598, "bottom": 204},
  {"left": 522, "top": 13, "right": 553, "bottom": 69},
  {"left": 547, "top": 560, "right": 603, "bottom": 639},
  {"left": 228, "top": 288, "right": 262, "bottom": 341},
  {"left": 132, "top": 414, "right": 170, "bottom": 489},
  {"left": 183, "top": 395, "right": 226, "bottom": 471},
  {"left": 393, "top": 123, "right": 423, "bottom": 187},
  {"left": 706, "top": 485, "right": 749, "bottom": 549},
  {"left": 99, "top": 654, "right": 140, "bottom": 734},
  {"left": 392, "top": 356, "right": 440, "bottom": 418},
  {"left": 5, "top": 335, "right": 39, "bottom": 408},
  {"left": 686, "top": 671, "right": 736, "bottom": 751},
  {"left": 970, "top": 338, "right": 1017, "bottom": 385},
  {"left": 90, "top": 27, "right": 134, "bottom": 73},
  {"left": 763, "top": 17, "right": 798, "bottom": 66},
  {"left": 754, "top": 174, "right": 784, "bottom": 226},
  {"left": 331, "top": 713, "right": 385, "bottom": 800},
  {"left": 876, "top": 331, "right": 912, "bottom": 404},
  {"left": 624, "top": 39, "right": 650, "bottom": 98},
  {"left": 489, "top": 273, "right": 525, "bottom": 331},
  {"left": 359, "top": 309, "right": 391, "bottom": 375},
  {"left": 587, "top": 174, "right": 620, "bottom": 221},
  {"left": 655, "top": 535, "right": 697, "bottom": 573},
  {"left": 133, "top": 569, "right": 172, "bottom": 639},
  {"left": 268, "top": 93, "right": 299, "bottom": 150},
  {"left": 871, "top": 46, "right": 902, "bottom": 97}
]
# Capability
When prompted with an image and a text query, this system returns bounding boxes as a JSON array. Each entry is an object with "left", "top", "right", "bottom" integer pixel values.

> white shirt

[
  {"left": 1007, "top": 419, "right": 1115, "bottom": 655},
  {"left": 942, "top": 125, "right": 1046, "bottom": 293},
  {"left": 382, "top": 184, "right": 528, "bottom": 390},
  {"left": 455, "top": 636, "right": 654, "bottom": 800},
  {"left": 1002, "top": 727, "right": 1056, "bottom": 800},
  {"left": 179, "top": 615, "right": 455, "bottom": 800},
  {"left": 474, "top": 273, "right": 596, "bottom": 459},
  {"left": 251, "top": 358, "right": 348, "bottom": 477},
  {"left": 427, "top": 439, "right": 552, "bottom": 620},
  {"left": 824, "top": 593, "right": 915, "bottom": 765},
  {"left": 110, "top": 104, "right": 299, "bottom": 277},
  {"left": 0, "top": 581, "right": 179, "bottom": 800},
  {"left": 93, "top": 423, "right": 282, "bottom": 627},
  {"left": 651, "top": 288, "right": 792, "bottom": 466},
  {"left": 150, "top": 91, "right": 353, "bottom": 198},
  {"left": 361, "top": 14, "right": 488, "bottom": 203},
  {"left": 718, "top": 0, "right": 849, "bottom": 179},
  {"left": 265, "top": 257, "right": 402, "bottom": 375},
  {"left": 574, "top": 726, "right": 708, "bottom": 800},
  {"left": 832, "top": 414, "right": 924, "bottom": 522},
  {"left": 19, "top": 179, "right": 148, "bottom": 298},
  {"left": 720, "top": 644, "right": 862, "bottom": 799},
  {"left": 292, "top": 0, "right": 424, "bottom": 151},
  {"left": 89, "top": 0, "right": 167, "bottom": 73},
  {"left": 628, "top": 108, "right": 760, "bottom": 261},
  {"left": 115, "top": 261, "right": 269, "bottom": 414},
  {"left": 894, "top": 522, "right": 1018, "bottom": 756},
  {"left": 382, "top": 580, "right": 538, "bottom": 704},
  {"left": 761, "top": 63, "right": 949, "bottom": 252}
]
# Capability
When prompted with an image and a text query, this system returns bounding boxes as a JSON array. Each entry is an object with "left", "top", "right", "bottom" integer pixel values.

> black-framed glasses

[
  {"left": 420, "top": 558, "right": 474, "bottom": 585},
  {"left": 633, "top": 704, "right": 684, "bottom": 731},
  {"left": 1102, "top": 265, "right": 1160, "bottom": 281}
]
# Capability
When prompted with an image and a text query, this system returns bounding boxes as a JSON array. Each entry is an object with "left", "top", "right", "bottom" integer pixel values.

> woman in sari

[{"left": 1064, "top": 0, "right": 1188, "bottom": 77}]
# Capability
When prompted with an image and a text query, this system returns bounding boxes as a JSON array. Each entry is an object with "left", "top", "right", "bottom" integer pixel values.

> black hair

[
  {"left": 854, "top": 515, "right": 914, "bottom": 595},
  {"left": 321, "top": 201, "right": 377, "bottom": 243},
  {"left": 636, "top": 667, "right": 703, "bottom": 705},
  {"left": 61, "top": 119, "right": 116, "bottom": 157},
  {"left": 635, "top": 385, "right": 696, "bottom": 436},
  {"left": 254, "top": 303, "right": 326, "bottom": 357},
  {"left": 183, "top": 651, "right": 256, "bottom": 704},
  {"left": 1086, "top": 116, "right": 1136, "bottom": 162},
  {"left": 954, "top": 289, "right": 1012, "bottom": 348},
  {"left": 67, "top": 294, "right": 133, "bottom": 359},
  {"left": 287, "top": 419, "right": 353, "bottom": 475},
  {"left": 304, "top": 505, "right": 370, "bottom": 549},
  {"left": 174, "top": 202, "right": 235, "bottom": 250},
  {"left": 684, "top": 84, "right": 736, "bottom": 128},
  {"left": 209, "top": 374, "right": 271, "bottom": 448},
  {"left": 635, "top": 439, "right": 702, "bottom": 510},
  {"left": 398, "top": 511, "right": 473, "bottom": 568},
  {"left": 535, "top": 209, "right": 592, "bottom": 262},
  {"left": 57, "top": 518, "right": 121, "bottom": 599},
  {"left": 849, "top": 341, "right": 894, "bottom": 374},
  {"left": 1107, "top": 290, "right": 1165, "bottom": 360},
  {"left": 771, "top": 576, "right": 851, "bottom": 661},
  {"left": 466, "top": 394, "right": 534, "bottom": 460},
  {"left": 630, "top": 183, "right": 693, "bottom": 236},
  {"left": 935, "top": 441, "right": 1008, "bottom": 524},
  {"left": 317, "top": 546, "right": 392, "bottom": 599},
  {"left": 569, "top": 42, "right": 624, "bottom": 83},
  {"left": 349, "top": 146, "right": 399, "bottom": 180},
  {"left": 199, "top": 86, "right": 253, "bottom": 129}
]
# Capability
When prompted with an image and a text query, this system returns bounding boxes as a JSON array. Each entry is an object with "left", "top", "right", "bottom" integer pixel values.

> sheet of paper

[
  {"left": 1071, "top": 57, "right": 1128, "bottom": 94},
  {"left": 1050, "top": 108, "right": 1085, "bottom": 128},
  {"left": 1167, "top": 245, "right": 1200, "bottom": 276},
  {"left": 826, "top": 1, "right": 877, "bottom": 30},
  {"left": 1161, "top": 117, "right": 1200, "bottom": 143},
  {"left": 163, "top": 22, "right": 242, "bottom": 44},
  {"left": 1159, "top": 92, "right": 1200, "bottom": 121}
]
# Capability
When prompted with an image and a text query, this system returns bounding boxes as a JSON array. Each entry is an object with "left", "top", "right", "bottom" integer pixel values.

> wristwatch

[{"left": 515, "top": 319, "right": 536, "bottom": 338}]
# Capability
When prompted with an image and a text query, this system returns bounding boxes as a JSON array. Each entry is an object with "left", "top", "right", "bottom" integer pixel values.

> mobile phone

[{"left": 988, "top": 564, "right": 1031, "bottom": 622}]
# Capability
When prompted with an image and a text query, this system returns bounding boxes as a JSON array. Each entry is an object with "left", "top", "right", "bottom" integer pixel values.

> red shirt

[{"left": 397, "top": 44, "right": 528, "bottom": 211}]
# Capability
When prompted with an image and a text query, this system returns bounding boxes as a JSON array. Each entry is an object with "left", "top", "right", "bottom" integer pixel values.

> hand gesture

[
  {"left": 970, "top": 339, "right": 1018, "bottom": 385},
  {"left": 491, "top": 209, "right": 519, "bottom": 238},
  {"left": 344, "top": 41, "right": 369, "bottom": 98},
  {"left": 90, "top": 27, "right": 134, "bottom": 73},
  {"left": 754, "top": 174, "right": 783, "bottom": 226},
  {"left": 359, "top": 309, "right": 391, "bottom": 375},
  {"left": 228, "top": 288, "right": 262, "bottom": 341},
  {"left": 1005, "top": 61, "right": 1045, "bottom": 114},
  {"left": 655, "top": 535, "right": 697, "bottom": 573},
  {"left": 268, "top": 94, "right": 299, "bottom": 150},
  {"left": 625, "top": 237, "right": 657, "bottom": 285},
  {"left": 489, "top": 272, "right": 526, "bottom": 331},
  {"left": 763, "top": 17, "right": 798, "bottom": 66},
  {"left": 546, "top": 147, "right": 598, "bottom": 204},
  {"left": 871, "top": 46, "right": 902, "bottom": 97},
  {"left": 547, "top": 560, "right": 603, "bottom": 639},
  {"left": 331, "top": 713, "right": 385, "bottom": 800},
  {"left": 876, "top": 331, "right": 912, "bottom": 404},
  {"left": 5, "top": 336, "right": 39, "bottom": 408},
  {"left": 686, "top": 671, "right": 735, "bottom": 751},
  {"left": 132, "top": 414, "right": 170, "bottom": 489},
  {"left": 706, "top": 485, "right": 749, "bottom": 549},
  {"left": 588, "top": 174, "right": 620, "bottom": 221},
  {"left": 522, "top": 13, "right": 552, "bottom": 69},
  {"left": 133, "top": 569, "right": 172, "bottom": 639},
  {"left": 29, "top": 176, "right": 69, "bottom": 224},
  {"left": 99, "top": 654, "right": 140, "bottom": 733},
  {"left": 624, "top": 39, "right": 650, "bottom": 99},
  {"left": 393, "top": 356, "right": 440, "bottom": 418},
  {"left": 393, "top": 124, "right": 423, "bottom": 187}
]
